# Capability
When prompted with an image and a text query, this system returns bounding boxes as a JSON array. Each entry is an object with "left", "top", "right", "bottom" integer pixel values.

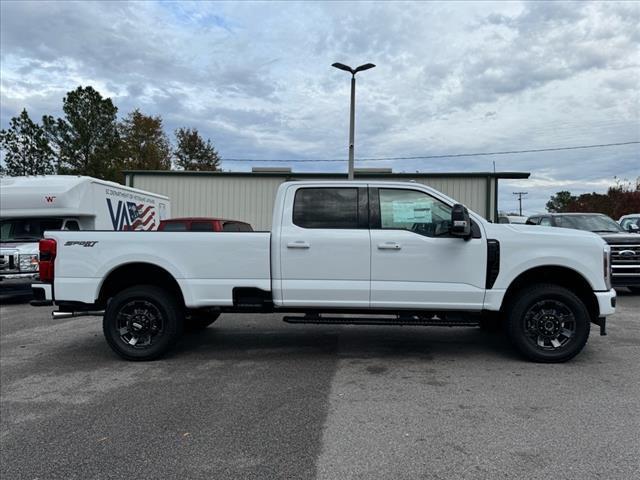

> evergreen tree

[
  {"left": 42, "top": 86, "right": 119, "bottom": 180},
  {"left": 0, "top": 109, "right": 55, "bottom": 176}
]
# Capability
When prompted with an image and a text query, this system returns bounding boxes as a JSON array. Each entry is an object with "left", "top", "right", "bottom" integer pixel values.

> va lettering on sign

[{"left": 107, "top": 198, "right": 156, "bottom": 230}]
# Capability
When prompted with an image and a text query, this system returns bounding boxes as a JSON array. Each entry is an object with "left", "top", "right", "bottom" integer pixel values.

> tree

[
  {"left": 118, "top": 109, "right": 171, "bottom": 173},
  {"left": 546, "top": 191, "right": 575, "bottom": 213},
  {"left": 0, "top": 109, "right": 56, "bottom": 176},
  {"left": 545, "top": 179, "right": 640, "bottom": 218},
  {"left": 174, "top": 127, "right": 221, "bottom": 171},
  {"left": 42, "top": 86, "right": 119, "bottom": 180}
]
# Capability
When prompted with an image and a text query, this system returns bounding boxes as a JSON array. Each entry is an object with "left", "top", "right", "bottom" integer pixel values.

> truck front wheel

[
  {"left": 506, "top": 284, "right": 590, "bottom": 363},
  {"left": 103, "top": 285, "right": 183, "bottom": 361}
]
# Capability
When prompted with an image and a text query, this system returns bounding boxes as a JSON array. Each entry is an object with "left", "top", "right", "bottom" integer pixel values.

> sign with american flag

[
  {"left": 126, "top": 202, "right": 156, "bottom": 230},
  {"left": 107, "top": 199, "right": 157, "bottom": 231}
]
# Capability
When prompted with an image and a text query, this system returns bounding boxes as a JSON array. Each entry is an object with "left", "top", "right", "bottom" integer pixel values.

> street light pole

[
  {"left": 332, "top": 62, "right": 376, "bottom": 180},
  {"left": 348, "top": 74, "right": 356, "bottom": 180}
]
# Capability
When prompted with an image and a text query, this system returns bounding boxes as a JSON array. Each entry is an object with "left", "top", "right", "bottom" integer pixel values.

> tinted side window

[
  {"left": 293, "top": 188, "right": 359, "bottom": 229},
  {"left": 64, "top": 220, "right": 80, "bottom": 231},
  {"left": 378, "top": 189, "right": 452, "bottom": 237},
  {"left": 223, "top": 222, "right": 252, "bottom": 232},
  {"left": 191, "top": 221, "right": 214, "bottom": 231},
  {"left": 162, "top": 222, "right": 187, "bottom": 231}
]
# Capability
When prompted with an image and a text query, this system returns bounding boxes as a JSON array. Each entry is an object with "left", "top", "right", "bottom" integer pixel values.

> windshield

[
  {"left": 555, "top": 215, "right": 624, "bottom": 233},
  {"left": 0, "top": 218, "right": 64, "bottom": 242}
]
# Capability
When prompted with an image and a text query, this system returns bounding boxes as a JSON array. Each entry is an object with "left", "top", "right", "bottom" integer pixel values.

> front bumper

[{"left": 595, "top": 288, "right": 617, "bottom": 317}]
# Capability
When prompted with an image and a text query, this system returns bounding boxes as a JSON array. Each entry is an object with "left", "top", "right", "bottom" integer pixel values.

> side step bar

[
  {"left": 52, "top": 310, "right": 104, "bottom": 319},
  {"left": 283, "top": 314, "right": 480, "bottom": 327}
]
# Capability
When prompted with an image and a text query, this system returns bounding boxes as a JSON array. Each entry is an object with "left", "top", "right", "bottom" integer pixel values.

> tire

[
  {"left": 185, "top": 311, "right": 220, "bottom": 332},
  {"left": 506, "top": 284, "right": 590, "bottom": 363},
  {"left": 103, "top": 285, "right": 183, "bottom": 361},
  {"left": 479, "top": 313, "right": 502, "bottom": 332}
]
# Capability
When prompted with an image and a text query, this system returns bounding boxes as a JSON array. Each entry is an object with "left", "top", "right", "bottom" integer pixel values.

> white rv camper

[{"left": 0, "top": 175, "right": 170, "bottom": 292}]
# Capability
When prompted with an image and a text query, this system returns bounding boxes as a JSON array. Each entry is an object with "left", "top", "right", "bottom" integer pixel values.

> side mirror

[{"left": 451, "top": 204, "right": 471, "bottom": 238}]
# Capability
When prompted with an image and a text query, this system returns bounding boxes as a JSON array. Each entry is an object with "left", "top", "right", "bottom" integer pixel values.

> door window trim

[
  {"left": 368, "top": 186, "right": 481, "bottom": 239},
  {"left": 292, "top": 186, "right": 369, "bottom": 229}
]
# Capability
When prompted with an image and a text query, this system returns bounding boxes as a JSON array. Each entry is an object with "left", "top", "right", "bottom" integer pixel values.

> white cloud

[{"left": 1, "top": 0, "right": 638, "bottom": 212}]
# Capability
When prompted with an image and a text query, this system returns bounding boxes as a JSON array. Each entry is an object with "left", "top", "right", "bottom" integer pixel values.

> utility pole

[
  {"left": 331, "top": 62, "right": 376, "bottom": 180},
  {"left": 513, "top": 191, "right": 528, "bottom": 216}
]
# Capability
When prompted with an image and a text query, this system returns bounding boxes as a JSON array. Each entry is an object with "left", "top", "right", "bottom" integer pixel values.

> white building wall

[{"left": 128, "top": 173, "right": 495, "bottom": 231}]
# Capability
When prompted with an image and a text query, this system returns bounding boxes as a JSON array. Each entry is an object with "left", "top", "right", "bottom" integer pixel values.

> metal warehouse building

[{"left": 124, "top": 169, "right": 530, "bottom": 231}]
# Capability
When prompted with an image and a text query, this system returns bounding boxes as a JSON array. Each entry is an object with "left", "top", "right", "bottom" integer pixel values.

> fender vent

[{"left": 486, "top": 239, "right": 500, "bottom": 289}]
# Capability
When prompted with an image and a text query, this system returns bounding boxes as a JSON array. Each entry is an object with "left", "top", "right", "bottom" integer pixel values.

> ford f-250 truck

[{"left": 32, "top": 181, "right": 616, "bottom": 363}]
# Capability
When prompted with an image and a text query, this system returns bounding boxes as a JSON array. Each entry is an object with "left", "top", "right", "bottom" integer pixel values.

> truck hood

[
  {"left": 485, "top": 223, "right": 607, "bottom": 244},
  {"left": 595, "top": 232, "right": 640, "bottom": 245}
]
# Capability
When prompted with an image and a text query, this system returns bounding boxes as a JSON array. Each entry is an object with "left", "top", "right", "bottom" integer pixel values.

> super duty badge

[{"left": 64, "top": 241, "right": 99, "bottom": 247}]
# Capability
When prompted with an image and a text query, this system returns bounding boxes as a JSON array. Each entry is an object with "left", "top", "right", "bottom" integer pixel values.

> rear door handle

[
  {"left": 378, "top": 242, "right": 401, "bottom": 250},
  {"left": 287, "top": 241, "right": 310, "bottom": 249}
]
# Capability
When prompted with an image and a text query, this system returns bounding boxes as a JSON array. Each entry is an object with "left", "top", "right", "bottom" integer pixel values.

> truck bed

[{"left": 48, "top": 231, "right": 271, "bottom": 307}]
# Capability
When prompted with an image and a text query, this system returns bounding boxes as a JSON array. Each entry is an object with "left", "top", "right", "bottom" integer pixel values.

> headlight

[
  {"left": 19, "top": 254, "right": 39, "bottom": 272},
  {"left": 603, "top": 248, "right": 612, "bottom": 290}
]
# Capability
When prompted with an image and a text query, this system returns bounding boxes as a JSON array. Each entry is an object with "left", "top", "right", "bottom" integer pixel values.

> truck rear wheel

[
  {"left": 506, "top": 284, "right": 590, "bottom": 363},
  {"left": 103, "top": 285, "right": 183, "bottom": 361}
]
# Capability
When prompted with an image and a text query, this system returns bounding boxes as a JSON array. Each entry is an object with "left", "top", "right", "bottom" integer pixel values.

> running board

[
  {"left": 282, "top": 314, "right": 480, "bottom": 327},
  {"left": 52, "top": 310, "right": 104, "bottom": 319}
]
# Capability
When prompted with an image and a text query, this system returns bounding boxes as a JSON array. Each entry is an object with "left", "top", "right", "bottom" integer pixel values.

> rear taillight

[{"left": 39, "top": 239, "right": 57, "bottom": 283}]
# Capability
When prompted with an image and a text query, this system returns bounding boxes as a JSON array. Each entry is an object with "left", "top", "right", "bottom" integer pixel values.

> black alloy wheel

[
  {"left": 523, "top": 299, "right": 576, "bottom": 351},
  {"left": 506, "top": 284, "right": 590, "bottom": 363},
  {"left": 116, "top": 300, "right": 165, "bottom": 348},
  {"left": 103, "top": 285, "right": 183, "bottom": 361}
]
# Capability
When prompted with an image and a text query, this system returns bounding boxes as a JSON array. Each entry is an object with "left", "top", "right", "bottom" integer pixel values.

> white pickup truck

[{"left": 32, "top": 181, "right": 616, "bottom": 362}]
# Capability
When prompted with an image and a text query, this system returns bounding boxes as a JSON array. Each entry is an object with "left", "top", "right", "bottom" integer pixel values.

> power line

[{"left": 222, "top": 140, "right": 639, "bottom": 163}]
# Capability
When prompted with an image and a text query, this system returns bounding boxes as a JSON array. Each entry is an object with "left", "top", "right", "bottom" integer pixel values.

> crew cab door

[
  {"left": 369, "top": 187, "right": 486, "bottom": 310},
  {"left": 278, "top": 186, "right": 370, "bottom": 307}
]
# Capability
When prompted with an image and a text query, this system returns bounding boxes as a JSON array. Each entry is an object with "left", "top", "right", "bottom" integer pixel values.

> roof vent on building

[
  {"left": 251, "top": 167, "right": 292, "bottom": 173},
  {"left": 354, "top": 168, "right": 393, "bottom": 174}
]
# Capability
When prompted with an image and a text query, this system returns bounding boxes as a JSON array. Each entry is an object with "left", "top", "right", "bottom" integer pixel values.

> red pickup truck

[{"left": 158, "top": 217, "right": 253, "bottom": 232}]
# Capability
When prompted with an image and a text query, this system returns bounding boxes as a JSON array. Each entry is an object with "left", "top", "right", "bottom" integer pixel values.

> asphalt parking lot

[{"left": 1, "top": 292, "right": 639, "bottom": 480}]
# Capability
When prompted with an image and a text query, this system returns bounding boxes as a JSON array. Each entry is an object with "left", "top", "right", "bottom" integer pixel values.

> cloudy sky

[{"left": 1, "top": 0, "right": 638, "bottom": 214}]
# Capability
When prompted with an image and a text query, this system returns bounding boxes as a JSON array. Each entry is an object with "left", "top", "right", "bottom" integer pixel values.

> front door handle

[
  {"left": 378, "top": 242, "right": 401, "bottom": 250},
  {"left": 287, "top": 241, "right": 310, "bottom": 249}
]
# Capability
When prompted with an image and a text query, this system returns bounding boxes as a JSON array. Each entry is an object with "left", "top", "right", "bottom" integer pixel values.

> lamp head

[
  {"left": 354, "top": 63, "right": 376, "bottom": 73},
  {"left": 332, "top": 62, "right": 354, "bottom": 74}
]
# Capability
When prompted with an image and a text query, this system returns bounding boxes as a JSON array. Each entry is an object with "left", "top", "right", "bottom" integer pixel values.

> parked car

[
  {"left": 158, "top": 217, "right": 253, "bottom": 232},
  {"left": 498, "top": 215, "right": 527, "bottom": 224},
  {"left": 526, "top": 213, "right": 639, "bottom": 292},
  {"left": 33, "top": 181, "right": 616, "bottom": 363},
  {"left": 618, "top": 214, "right": 640, "bottom": 233},
  {"left": 0, "top": 175, "right": 169, "bottom": 295}
]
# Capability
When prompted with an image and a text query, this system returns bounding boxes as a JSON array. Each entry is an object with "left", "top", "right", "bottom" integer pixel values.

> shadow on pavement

[
  {"left": 0, "top": 292, "right": 33, "bottom": 305},
  {"left": 172, "top": 322, "right": 520, "bottom": 363}
]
